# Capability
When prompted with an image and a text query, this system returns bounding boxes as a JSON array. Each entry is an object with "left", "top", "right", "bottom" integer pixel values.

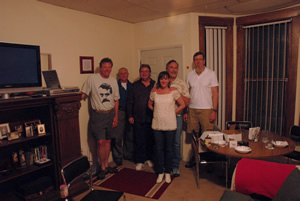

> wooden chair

[
  {"left": 285, "top": 125, "right": 300, "bottom": 164},
  {"left": 225, "top": 121, "right": 252, "bottom": 130},
  {"left": 191, "top": 131, "right": 228, "bottom": 189},
  {"left": 61, "top": 155, "right": 125, "bottom": 201}
]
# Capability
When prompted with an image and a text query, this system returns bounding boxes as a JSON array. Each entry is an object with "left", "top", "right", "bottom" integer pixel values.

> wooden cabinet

[{"left": 0, "top": 93, "right": 82, "bottom": 198}]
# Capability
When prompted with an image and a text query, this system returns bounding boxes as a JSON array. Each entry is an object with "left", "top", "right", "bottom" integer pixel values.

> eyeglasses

[{"left": 140, "top": 71, "right": 150, "bottom": 73}]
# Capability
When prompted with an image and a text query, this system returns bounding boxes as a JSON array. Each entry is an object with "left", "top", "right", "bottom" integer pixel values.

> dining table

[{"left": 201, "top": 130, "right": 295, "bottom": 159}]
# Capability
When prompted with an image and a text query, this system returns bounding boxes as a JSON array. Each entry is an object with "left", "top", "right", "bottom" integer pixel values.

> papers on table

[
  {"left": 201, "top": 131, "right": 243, "bottom": 145},
  {"left": 200, "top": 131, "right": 224, "bottom": 144},
  {"left": 224, "top": 133, "right": 242, "bottom": 142}
]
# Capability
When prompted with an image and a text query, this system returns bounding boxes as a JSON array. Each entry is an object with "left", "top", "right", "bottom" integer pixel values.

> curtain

[
  {"left": 205, "top": 27, "right": 226, "bottom": 130},
  {"left": 243, "top": 20, "right": 290, "bottom": 135}
]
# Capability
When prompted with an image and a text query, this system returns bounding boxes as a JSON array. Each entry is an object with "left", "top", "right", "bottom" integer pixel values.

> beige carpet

[{"left": 73, "top": 160, "right": 226, "bottom": 201}]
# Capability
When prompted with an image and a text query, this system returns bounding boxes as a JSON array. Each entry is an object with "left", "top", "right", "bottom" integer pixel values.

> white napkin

[
  {"left": 200, "top": 131, "right": 223, "bottom": 140},
  {"left": 224, "top": 133, "right": 242, "bottom": 142}
]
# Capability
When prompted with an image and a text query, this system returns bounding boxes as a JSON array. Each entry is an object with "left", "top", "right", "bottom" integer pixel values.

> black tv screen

[{"left": 0, "top": 42, "right": 42, "bottom": 91}]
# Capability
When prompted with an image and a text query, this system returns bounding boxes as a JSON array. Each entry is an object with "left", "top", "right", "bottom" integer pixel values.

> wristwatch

[{"left": 212, "top": 109, "right": 217, "bottom": 112}]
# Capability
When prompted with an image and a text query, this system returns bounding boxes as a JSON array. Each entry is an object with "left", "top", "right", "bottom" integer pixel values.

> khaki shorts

[{"left": 187, "top": 108, "right": 214, "bottom": 134}]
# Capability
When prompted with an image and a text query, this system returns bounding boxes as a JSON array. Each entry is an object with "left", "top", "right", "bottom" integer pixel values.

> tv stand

[{"left": 0, "top": 93, "right": 82, "bottom": 199}]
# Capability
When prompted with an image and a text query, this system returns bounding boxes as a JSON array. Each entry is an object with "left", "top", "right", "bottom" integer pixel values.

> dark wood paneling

[
  {"left": 237, "top": 6, "right": 300, "bottom": 25},
  {"left": 54, "top": 95, "right": 82, "bottom": 167},
  {"left": 236, "top": 25, "right": 245, "bottom": 121}
]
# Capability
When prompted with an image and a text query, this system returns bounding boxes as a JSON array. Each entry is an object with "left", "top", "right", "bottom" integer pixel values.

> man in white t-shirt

[
  {"left": 81, "top": 57, "right": 120, "bottom": 179},
  {"left": 184, "top": 52, "right": 219, "bottom": 168}
]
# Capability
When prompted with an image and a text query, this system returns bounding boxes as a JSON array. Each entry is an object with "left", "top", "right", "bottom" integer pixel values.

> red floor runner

[{"left": 93, "top": 167, "right": 173, "bottom": 199}]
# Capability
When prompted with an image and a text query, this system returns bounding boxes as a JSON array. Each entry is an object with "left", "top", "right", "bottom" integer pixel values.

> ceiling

[{"left": 38, "top": 0, "right": 300, "bottom": 23}]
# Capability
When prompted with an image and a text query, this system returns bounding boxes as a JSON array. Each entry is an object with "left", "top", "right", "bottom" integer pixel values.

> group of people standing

[{"left": 81, "top": 51, "right": 219, "bottom": 184}]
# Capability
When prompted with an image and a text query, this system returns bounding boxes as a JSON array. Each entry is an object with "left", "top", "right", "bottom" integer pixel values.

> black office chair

[
  {"left": 285, "top": 125, "right": 300, "bottom": 164},
  {"left": 225, "top": 121, "right": 252, "bottom": 130},
  {"left": 61, "top": 155, "right": 125, "bottom": 201},
  {"left": 191, "top": 131, "right": 228, "bottom": 189}
]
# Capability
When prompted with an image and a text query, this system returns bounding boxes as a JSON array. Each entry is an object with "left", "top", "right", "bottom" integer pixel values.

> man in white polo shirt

[{"left": 184, "top": 51, "right": 219, "bottom": 168}]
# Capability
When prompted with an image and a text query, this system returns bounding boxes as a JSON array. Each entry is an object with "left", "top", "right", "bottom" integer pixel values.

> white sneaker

[
  {"left": 156, "top": 174, "right": 164, "bottom": 183},
  {"left": 144, "top": 160, "right": 153, "bottom": 167},
  {"left": 135, "top": 163, "right": 144, "bottom": 171},
  {"left": 165, "top": 173, "right": 171, "bottom": 183}
]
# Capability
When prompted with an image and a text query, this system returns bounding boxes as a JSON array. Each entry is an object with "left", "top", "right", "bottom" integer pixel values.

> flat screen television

[{"left": 0, "top": 42, "right": 42, "bottom": 95}]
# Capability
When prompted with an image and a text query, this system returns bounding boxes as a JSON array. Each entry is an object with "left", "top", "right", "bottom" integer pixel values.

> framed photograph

[
  {"left": 24, "top": 120, "right": 41, "bottom": 135},
  {"left": 80, "top": 56, "right": 94, "bottom": 74},
  {"left": 0, "top": 123, "right": 10, "bottom": 139},
  {"left": 15, "top": 124, "right": 23, "bottom": 134},
  {"left": 7, "top": 131, "right": 19, "bottom": 141},
  {"left": 37, "top": 124, "right": 46, "bottom": 135},
  {"left": 25, "top": 126, "right": 33, "bottom": 137}
]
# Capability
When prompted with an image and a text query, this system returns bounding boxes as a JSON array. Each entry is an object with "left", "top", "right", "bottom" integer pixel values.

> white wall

[
  {"left": 0, "top": 0, "right": 135, "bottom": 158},
  {"left": 133, "top": 12, "right": 236, "bottom": 160},
  {"left": 0, "top": 0, "right": 299, "bottom": 162}
]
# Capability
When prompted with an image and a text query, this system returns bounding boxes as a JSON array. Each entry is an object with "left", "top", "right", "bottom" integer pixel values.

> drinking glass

[{"left": 262, "top": 130, "right": 269, "bottom": 143}]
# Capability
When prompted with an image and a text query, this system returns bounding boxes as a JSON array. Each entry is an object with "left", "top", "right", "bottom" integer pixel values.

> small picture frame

[
  {"left": 80, "top": 56, "right": 94, "bottom": 74},
  {"left": 14, "top": 124, "right": 24, "bottom": 134},
  {"left": 0, "top": 123, "right": 10, "bottom": 139},
  {"left": 8, "top": 131, "right": 19, "bottom": 141},
  {"left": 24, "top": 120, "right": 41, "bottom": 135},
  {"left": 25, "top": 126, "right": 33, "bottom": 137},
  {"left": 37, "top": 124, "right": 46, "bottom": 135}
]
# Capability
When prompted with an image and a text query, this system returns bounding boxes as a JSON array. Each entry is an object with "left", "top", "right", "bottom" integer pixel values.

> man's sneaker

[
  {"left": 135, "top": 163, "right": 144, "bottom": 171},
  {"left": 144, "top": 160, "right": 153, "bottom": 167},
  {"left": 173, "top": 168, "right": 180, "bottom": 177}
]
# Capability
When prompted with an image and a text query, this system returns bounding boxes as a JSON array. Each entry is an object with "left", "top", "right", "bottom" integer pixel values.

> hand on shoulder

[
  {"left": 170, "top": 87, "right": 177, "bottom": 91},
  {"left": 151, "top": 87, "right": 157, "bottom": 92}
]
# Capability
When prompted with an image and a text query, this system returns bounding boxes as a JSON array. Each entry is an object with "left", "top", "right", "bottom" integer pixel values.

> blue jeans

[
  {"left": 172, "top": 115, "right": 183, "bottom": 170},
  {"left": 153, "top": 130, "right": 175, "bottom": 174},
  {"left": 134, "top": 122, "right": 153, "bottom": 163}
]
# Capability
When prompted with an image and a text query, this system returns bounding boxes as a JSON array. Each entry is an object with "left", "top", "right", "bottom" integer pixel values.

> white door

[{"left": 140, "top": 47, "right": 183, "bottom": 81}]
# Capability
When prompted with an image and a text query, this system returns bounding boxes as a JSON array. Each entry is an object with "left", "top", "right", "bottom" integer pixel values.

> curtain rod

[
  {"left": 205, "top": 26, "right": 227, "bottom": 29},
  {"left": 243, "top": 19, "right": 292, "bottom": 29}
]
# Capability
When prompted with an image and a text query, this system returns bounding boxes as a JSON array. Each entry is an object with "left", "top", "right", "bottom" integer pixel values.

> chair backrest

[
  {"left": 61, "top": 156, "right": 90, "bottom": 186},
  {"left": 226, "top": 121, "right": 252, "bottom": 130},
  {"left": 192, "top": 131, "right": 199, "bottom": 152},
  {"left": 290, "top": 125, "right": 300, "bottom": 141}
]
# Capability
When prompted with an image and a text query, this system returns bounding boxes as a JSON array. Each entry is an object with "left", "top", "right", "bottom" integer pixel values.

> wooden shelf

[
  {"left": 0, "top": 134, "right": 51, "bottom": 148},
  {"left": 0, "top": 93, "right": 82, "bottom": 196},
  {"left": 0, "top": 162, "right": 53, "bottom": 184}
]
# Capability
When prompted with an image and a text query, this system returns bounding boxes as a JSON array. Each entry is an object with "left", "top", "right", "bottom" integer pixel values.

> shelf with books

[{"left": 0, "top": 93, "right": 82, "bottom": 199}]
